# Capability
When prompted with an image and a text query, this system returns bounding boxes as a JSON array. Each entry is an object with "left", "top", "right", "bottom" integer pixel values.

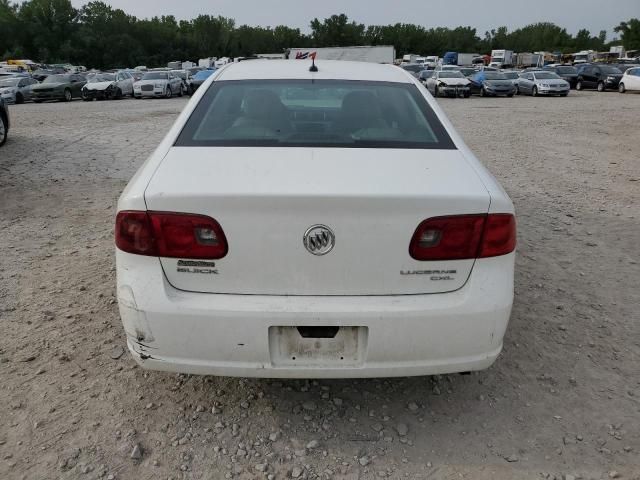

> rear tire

[
  {"left": 63, "top": 89, "right": 72, "bottom": 102},
  {"left": 597, "top": 82, "right": 605, "bottom": 92},
  {"left": 115, "top": 88, "right": 122, "bottom": 99},
  {"left": 0, "top": 113, "right": 7, "bottom": 147},
  {"left": 507, "top": 93, "right": 514, "bottom": 97},
  {"left": 515, "top": 85, "right": 520, "bottom": 95},
  {"left": 34, "top": 100, "right": 43, "bottom": 103},
  {"left": 480, "top": 87, "right": 486, "bottom": 97},
  {"left": 618, "top": 82, "right": 626, "bottom": 93},
  {"left": 15, "top": 93, "right": 24, "bottom": 104},
  {"left": 166, "top": 87, "right": 172, "bottom": 99},
  {"left": 532, "top": 86, "right": 538, "bottom": 97},
  {"left": 576, "top": 80, "right": 583, "bottom": 91}
]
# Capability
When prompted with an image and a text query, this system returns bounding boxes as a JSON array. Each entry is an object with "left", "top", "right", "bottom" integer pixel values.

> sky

[{"left": 70, "top": 0, "right": 638, "bottom": 38}]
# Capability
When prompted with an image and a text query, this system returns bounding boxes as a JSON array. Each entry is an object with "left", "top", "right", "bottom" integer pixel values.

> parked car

[
  {"left": 189, "top": 69, "right": 216, "bottom": 94},
  {"left": 501, "top": 71, "right": 520, "bottom": 88},
  {"left": 0, "top": 76, "right": 39, "bottom": 104},
  {"left": 417, "top": 70, "right": 435, "bottom": 84},
  {"left": 31, "top": 74, "right": 86, "bottom": 102},
  {"left": 82, "top": 71, "right": 134, "bottom": 101},
  {"left": 0, "top": 97, "right": 9, "bottom": 147},
  {"left": 543, "top": 65, "right": 579, "bottom": 88},
  {"left": 170, "top": 69, "right": 193, "bottom": 94},
  {"left": 114, "top": 59, "right": 516, "bottom": 378},
  {"left": 576, "top": 65, "right": 623, "bottom": 91},
  {"left": 133, "top": 71, "right": 184, "bottom": 99},
  {"left": 618, "top": 66, "right": 640, "bottom": 93},
  {"left": 469, "top": 71, "right": 516, "bottom": 97},
  {"left": 400, "top": 64, "right": 424, "bottom": 77},
  {"left": 516, "top": 71, "right": 570, "bottom": 96},
  {"left": 31, "top": 68, "right": 66, "bottom": 82},
  {"left": 426, "top": 70, "right": 471, "bottom": 97}
]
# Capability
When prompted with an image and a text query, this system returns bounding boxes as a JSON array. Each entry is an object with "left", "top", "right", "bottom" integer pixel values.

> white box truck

[
  {"left": 288, "top": 46, "right": 396, "bottom": 64},
  {"left": 490, "top": 50, "right": 514, "bottom": 68}
]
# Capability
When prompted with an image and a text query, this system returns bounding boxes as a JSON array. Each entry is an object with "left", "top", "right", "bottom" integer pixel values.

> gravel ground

[{"left": 0, "top": 91, "right": 639, "bottom": 480}]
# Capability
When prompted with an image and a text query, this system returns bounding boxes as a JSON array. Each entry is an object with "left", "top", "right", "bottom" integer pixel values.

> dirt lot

[{"left": 1, "top": 91, "right": 639, "bottom": 480}]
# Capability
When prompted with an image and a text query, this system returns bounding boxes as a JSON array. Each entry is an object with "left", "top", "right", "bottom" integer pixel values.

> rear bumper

[{"left": 116, "top": 251, "right": 514, "bottom": 378}]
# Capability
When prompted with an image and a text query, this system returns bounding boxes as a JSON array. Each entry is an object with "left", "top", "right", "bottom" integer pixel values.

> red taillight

[
  {"left": 479, "top": 213, "right": 516, "bottom": 258},
  {"left": 115, "top": 211, "right": 157, "bottom": 256},
  {"left": 409, "top": 214, "right": 515, "bottom": 261},
  {"left": 115, "top": 211, "right": 228, "bottom": 259}
]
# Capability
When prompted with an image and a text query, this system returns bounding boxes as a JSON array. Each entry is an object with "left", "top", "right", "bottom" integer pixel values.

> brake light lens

[
  {"left": 409, "top": 214, "right": 515, "bottom": 261},
  {"left": 115, "top": 211, "right": 228, "bottom": 259},
  {"left": 479, "top": 213, "right": 516, "bottom": 258}
]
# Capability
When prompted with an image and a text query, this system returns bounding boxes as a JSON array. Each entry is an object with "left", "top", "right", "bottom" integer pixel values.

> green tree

[
  {"left": 615, "top": 18, "right": 640, "bottom": 50},
  {"left": 18, "top": 0, "right": 78, "bottom": 62},
  {"left": 310, "top": 14, "right": 365, "bottom": 47}
]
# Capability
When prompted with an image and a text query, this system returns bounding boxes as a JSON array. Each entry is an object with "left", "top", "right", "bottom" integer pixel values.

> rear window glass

[{"left": 175, "top": 80, "right": 455, "bottom": 149}]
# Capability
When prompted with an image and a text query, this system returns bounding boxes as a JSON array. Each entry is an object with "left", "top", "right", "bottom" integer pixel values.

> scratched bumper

[{"left": 116, "top": 250, "right": 513, "bottom": 379}]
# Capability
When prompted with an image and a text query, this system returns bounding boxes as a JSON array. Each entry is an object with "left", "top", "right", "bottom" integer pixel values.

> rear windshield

[
  {"left": 600, "top": 66, "right": 622, "bottom": 74},
  {"left": 556, "top": 66, "right": 577, "bottom": 74},
  {"left": 175, "top": 80, "right": 455, "bottom": 149}
]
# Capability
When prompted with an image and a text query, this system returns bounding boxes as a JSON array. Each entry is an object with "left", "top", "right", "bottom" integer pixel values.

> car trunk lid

[{"left": 144, "top": 147, "right": 491, "bottom": 296}]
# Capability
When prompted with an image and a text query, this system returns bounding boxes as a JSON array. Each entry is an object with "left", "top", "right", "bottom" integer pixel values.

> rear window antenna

[{"left": 309, "top": 58, "right": 318, "bottom": 72}]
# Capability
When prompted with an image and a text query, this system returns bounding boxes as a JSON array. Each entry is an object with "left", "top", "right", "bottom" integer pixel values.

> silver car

[
  {"left": 133, "top": 71, "right": 184, "bottom": 99},
  {"left": 0, "top": 76, "right": 39, "bottom": 104},
  {"left": 517, "top": 71, "right": 570, "bottom": 96}
]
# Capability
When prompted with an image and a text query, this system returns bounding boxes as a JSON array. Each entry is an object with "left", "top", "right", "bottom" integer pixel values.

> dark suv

[
  {"left": 0, "top": 97, "right": 9, "bottom": 147},
  {"left": 576, "top": 65, "right": 623, "bottom": 91},
  {"left": 544, "top": 65, "right": 579, "bottom": 88}
]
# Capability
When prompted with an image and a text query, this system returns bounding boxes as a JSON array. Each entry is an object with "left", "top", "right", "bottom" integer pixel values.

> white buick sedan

[{"left": 115, "top": 60, "right": 516, "bottom": 378}]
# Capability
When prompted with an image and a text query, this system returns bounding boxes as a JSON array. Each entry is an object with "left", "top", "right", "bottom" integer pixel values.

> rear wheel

[
  {"left": 63, "top": 89, "right": 72, "bottom": 102},
  {"left": 507, "top": 93, "right": 514, "bottom": 98},
  {"left": 618, "top": 82, "right": 626, "bottom": 93},
  {"left": 532, "top": 86, "right": 538, "bottom": 97},
  {"left": 115, "top": 88, "right": 122, "bottom": 99},
  {"left": 166, "top": 87, "right": 172, "bottom": 99},
  {"left": 576, "top": 80, "right": 583, "bottom": 91},
  {"left": 515, "top": 85, "right": 520, "bottom": 95},
  {"left": 597, "top": 82, "right": 605, "bottom": 92},
  {"left": 434, "top": 85, "right": 439, "bottom": 97},
  {"left": 0, "top": 113, "right": 7, "bottom": 146},
  {"left": 34, "top": 99, "right": 43, "bottom": 103},
  {"left": 480, "top": 87, "right": 486, "bottom": 97}
]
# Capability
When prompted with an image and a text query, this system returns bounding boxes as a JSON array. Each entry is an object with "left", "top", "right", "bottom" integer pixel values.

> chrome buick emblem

[{"left": 303, "top": 225, "right": 335, "bottom": 256}]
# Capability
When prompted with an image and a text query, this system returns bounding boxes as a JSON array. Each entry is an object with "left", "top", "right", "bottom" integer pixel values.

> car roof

[{"left": 217, "top": 60, "right": 413, "bottom": 83}]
